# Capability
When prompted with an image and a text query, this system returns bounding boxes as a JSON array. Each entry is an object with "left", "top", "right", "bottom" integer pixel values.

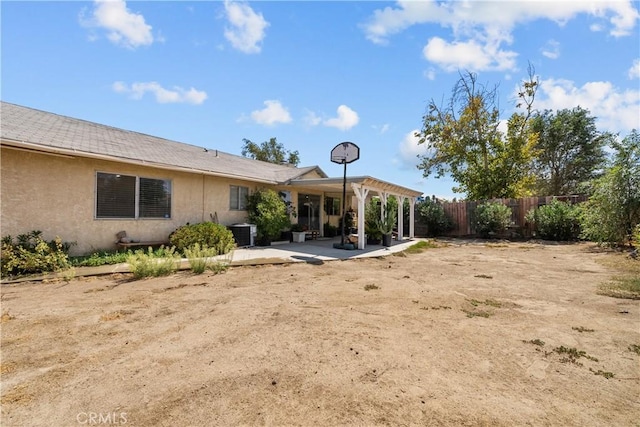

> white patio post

[
  {"left": 379, "top": 192, "right": 388, "bottom": 221},
  {"left": 319, "top": 193, "right": 325, "bottom": 237},
  {"left": 397, "top": 195, "right": 405, "bottom": 241},
  {"left": 351, "top": 183, "right": 369, "bottom": 249},
  {"left": 409, "top": 197, "right": 416, "bottom": 238}
]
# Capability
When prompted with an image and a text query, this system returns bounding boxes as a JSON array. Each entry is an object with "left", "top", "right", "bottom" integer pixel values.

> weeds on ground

[
  {"left": 469, "top": 298, "right": 501, "bottom": 307},
  {"left": 597, "top": 255, "right": 640, "bottom": 299},
  {"left": 463, "top": 298, "right": 501, "bottom": 318},
  {"left": 525, "top": 340, "right": 615, "bottom": 378},
  {"left": 126, "top": 246, "right": 179, "bottom": 279},
  {"left": 550, "top": 346, "right": 598, "bottom": 365},
  {"left": 572, "top": 326, "right": 595, "bottom": 333},
  {"left": 590, "top": 368, "right": 615, "bottom": 379},
  {"left": 629, "top": 344, "right": 640, "bottom": 355},
  {"left": 183, "top": 243, "right": 231, "bottom": 274},
  {"left": 598, "top": 276, "right": 640, "bottom": 300},
  {"left": 62, "top": 268, "right": 76, "bottom": 282},
  {"left": 462, "top": 309, "right": 491, "bottom": 318},
  {"left": 364, "top": 284, "right": 379, "bottom": 291},
  {"left": 402, "top": 240, "right": 440, "bottom": 254}
]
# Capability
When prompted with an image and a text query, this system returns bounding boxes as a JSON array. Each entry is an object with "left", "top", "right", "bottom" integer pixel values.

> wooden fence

[{"left": 438, "top": 195, "right": 588, "bottom": 238}]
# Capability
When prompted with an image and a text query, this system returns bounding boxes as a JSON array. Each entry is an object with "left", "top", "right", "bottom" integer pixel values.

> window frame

[
  {"left": 325, "top": 196, "right": 341, "bottom": 216},
  {"left": 229, "top": 185, "right": 249, "bottom": 211},
  {"left": 95, "top": 171, "right": 172, "bottom": 220}
]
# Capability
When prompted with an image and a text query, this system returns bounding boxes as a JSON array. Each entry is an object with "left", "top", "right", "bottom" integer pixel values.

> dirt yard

[{"left": 1, "top": 240, "right": 638, "bottom": 426}]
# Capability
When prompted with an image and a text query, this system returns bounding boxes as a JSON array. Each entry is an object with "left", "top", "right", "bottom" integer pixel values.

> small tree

[{"left": 246, "top": 188, "right": 291, "bottom": 244}]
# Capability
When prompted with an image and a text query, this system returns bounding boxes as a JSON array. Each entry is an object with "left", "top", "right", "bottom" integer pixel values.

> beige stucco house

[{"left": 1, "top": 102, "right": 421, "bottom": 254}]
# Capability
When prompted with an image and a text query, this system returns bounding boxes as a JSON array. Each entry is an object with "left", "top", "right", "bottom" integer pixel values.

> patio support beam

[
  {"left": 319, "top": 193, "right": 325, "bottom": 237},
  {"left": 409, "top": 197, "right": 416, "bottom": 238},
  {"left": 397, "top": 196, "right": 405, "bottom": 241},
  {"left": 378, "top": 192, "right": 388, "bottom": 222},
  {"left": 351, "top": 183, "right": 369, "bottom": 249}
]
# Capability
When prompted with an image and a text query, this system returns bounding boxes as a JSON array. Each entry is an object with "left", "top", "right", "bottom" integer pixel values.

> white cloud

[
  {"left": 364, "top": 1, "right": 638, "bottom": 42},
  {"left": 423, "top": 35, "right": 517, "bottom": 72},
  {"left": 223, "top": 0, "right": 269, "bottom": 54},
  {"left": 629, "top": 59, "right": 640, "bottom": 79},
  {"left": 424, "top": 68, "right": 437, "bottom": 81},
  {"left": 302, "top": 110, "right": 322, "bottom": 127},
  {"left": 323, "top": 105, "right": 360, "bottom": 131},
  {"left": 377, "top": 124, "right": 390, "bottom": 134},
  {"left": 535, "top": 78, "right": 640, "bottom": 133},
  {"left": 112, "top": 81, "right": 207, "bottom": 105},
  {"left": 397, "top": 129, "right": 431, "bottom": 169},
  {"left": 81, "top": 0, "right": 154, "bottom": 49},
  {"left": 541, "top": 39, "right": 561, "bottom": 59},
  {"left": 363, "top": 1, "right": 638, "bottom": 72},
  {"left": 250, "top": 100, "right": 292, "bottom": 126}
]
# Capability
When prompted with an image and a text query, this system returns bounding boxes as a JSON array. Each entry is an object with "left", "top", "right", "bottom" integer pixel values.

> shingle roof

[{"left": 0, "top": 102, "right": 325, "bottom": 184}]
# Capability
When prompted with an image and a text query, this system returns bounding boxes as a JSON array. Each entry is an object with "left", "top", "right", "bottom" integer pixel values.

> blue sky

[{"left": 2, "top": 1, "right": 639, "bottom": 199}]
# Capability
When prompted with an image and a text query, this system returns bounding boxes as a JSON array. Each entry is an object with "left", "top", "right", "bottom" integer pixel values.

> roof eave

[{"left": 1, "top": 138, "right": 281, "bottom": 185}]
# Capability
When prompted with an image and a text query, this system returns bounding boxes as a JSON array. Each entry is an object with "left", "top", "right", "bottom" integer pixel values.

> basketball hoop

[{"left": 330, "top": 142, "right": 360, "bottom": 248}]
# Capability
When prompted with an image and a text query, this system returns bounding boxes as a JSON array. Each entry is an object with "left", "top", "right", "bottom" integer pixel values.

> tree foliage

[
  {"left": 580, "top": 130, "right": 640, "bottom": 247},
  {"left": 530, "top": 107, "right": 610, "bottom": 196},
  {"left": 246, "top": 188, "right": 291, "bottom": 242},
  {"left": 241, "top": 137, "right": 300, "bottom": 166},
  {"left": 416, "top": 67, "right": 539, "bottom": 200}
]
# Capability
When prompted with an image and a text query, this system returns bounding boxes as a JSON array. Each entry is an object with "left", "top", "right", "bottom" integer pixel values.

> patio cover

[{"left": 288, "top": 176, "right": 423, "bottom": 249}]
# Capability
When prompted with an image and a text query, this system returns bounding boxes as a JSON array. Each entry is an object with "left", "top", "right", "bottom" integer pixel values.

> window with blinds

[
  {"left": 96, "top": 172, "right": 171, "bottom": 219},
  {"left": 230, "top": 185, "right": 248, "bottom": 210}
]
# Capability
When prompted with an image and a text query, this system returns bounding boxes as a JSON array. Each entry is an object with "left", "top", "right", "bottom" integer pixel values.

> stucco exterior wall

[{"left": 0, "top": 148, "right": 270, "bottom": 255}]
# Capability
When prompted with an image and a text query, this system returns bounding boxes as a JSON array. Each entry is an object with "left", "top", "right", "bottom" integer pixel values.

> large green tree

[
  {"left": 241, "top": 137, "right": 300, "bottom": 166},
  {"left": 581, "top": 130, "right": 640, "bottom": 247},
  {"left": 530, "top": 107, "right": 610, "bottom": 196},
  {"left": 416, "top": 68, "right": 539, "bottom": 200}
]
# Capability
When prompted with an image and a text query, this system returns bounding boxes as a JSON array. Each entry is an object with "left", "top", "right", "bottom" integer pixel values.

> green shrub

[
  {"left": 1, "top": 230, "right": 72, "bottom": 278},
  {"left": 183, "top": 243, "right": 231, "bottom": 274},
  {"left": 71, "top": 250, "right": 131, "bottom": 267},
  {"left": 472, "top": 202, "right": 512, "bottom": 238},
  {"left": 126, "top": 246, "right": 179, "bottom": 279},
  {"left": 525, "top": 199, "right": 582, "bottom": 241},
  {"left": 416, "top": 199, "right": 453, "bottom": 236},
  {"left": 581, "top": 131, "right": 639, "bottom": 247},
  {"left": 632, "top": 224, "right": 640, "bottom": 248},
  {"left": 246, "top": 188, "right": 291, "bottom": 243},
  {"left": 169, "top": 222, "right": 235, "bottom": 254}
]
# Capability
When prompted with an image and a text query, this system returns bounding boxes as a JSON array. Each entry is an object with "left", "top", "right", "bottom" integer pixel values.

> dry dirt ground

[{"left": 1, "top": 240, "right": 639, "bottom": 426}]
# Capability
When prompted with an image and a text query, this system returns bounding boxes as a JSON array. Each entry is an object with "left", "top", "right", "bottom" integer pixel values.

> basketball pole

[{"left": 340, "top": 159, "right": 347, "bottom": 246}]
